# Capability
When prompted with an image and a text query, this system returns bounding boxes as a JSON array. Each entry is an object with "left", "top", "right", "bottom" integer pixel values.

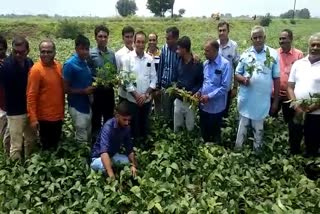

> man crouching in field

[{"left": 90, "top": 101, "right": 137, "bottom": 178}]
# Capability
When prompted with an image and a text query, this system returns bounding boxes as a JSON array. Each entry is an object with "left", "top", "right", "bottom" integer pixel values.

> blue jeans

[{"left": 90, "top": 153, "right": 129, "bottom": 172}]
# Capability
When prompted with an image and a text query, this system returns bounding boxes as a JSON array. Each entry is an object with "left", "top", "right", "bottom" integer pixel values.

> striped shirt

[{"left": 158, "top": 44, "right": 179, "bottom": 88}]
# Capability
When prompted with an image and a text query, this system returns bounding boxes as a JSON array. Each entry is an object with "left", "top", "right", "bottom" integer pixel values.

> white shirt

[
  {"left": 122, "top": 51, "right": 157, "bottom": 104},
  {"left": 288, "top": 56, "right": 320, "bottom": 115},
  {"left": 115, "top": 46, "right": 132, "bottom": 99},
  {"left": 218, "top": 39, "right": 240, "bottom": 90}
]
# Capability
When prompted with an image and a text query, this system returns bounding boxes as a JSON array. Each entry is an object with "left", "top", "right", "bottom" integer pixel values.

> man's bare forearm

[
  {"left": 101, "top": 153, "right": 114, "bottom": 177},
  {"left": 128, "top": 152, "right": 137, "bottom": 167}
]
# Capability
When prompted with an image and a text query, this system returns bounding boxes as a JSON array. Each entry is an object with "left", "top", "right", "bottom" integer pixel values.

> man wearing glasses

[
  {"left": 0, "top": 36, "right": 36, "bottom": 160},
  {"left": 88, "top": 25, "right": 117, "bottom": 143},
  {"left": 27, "top": 39, "right": 64, "bottom": 151}
]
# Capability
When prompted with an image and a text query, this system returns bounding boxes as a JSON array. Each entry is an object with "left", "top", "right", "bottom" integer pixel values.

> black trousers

[
  {"left": 127, "top": 101, "right": 151, "bottom": 141},
  {"left": 270, "top": 97, "right": 303, "bottom": 154},
  {"left": 92, "top": 86, "right": 115, "bottom": 137},
  {"left": 222, "top": 90, "right": 232, "bottom": 118},
  {"left": 200, "top": 110, "right": 223, "bottom": 143},
  {"left": 39, "top": 120, "right": 63, "bottom": 151},
  {"left": 304, "top": 114, "right": 320, "bottom": 157}
]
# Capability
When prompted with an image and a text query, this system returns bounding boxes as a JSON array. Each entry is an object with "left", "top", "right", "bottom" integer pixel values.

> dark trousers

[
  {"left": 304, "top": 114, "right": 320, "bottom": 157},
  {"left": 39, "top": 120, "right": 63, "bottom": 151},
  {"left": 127, "top": 101, "right": 151, "bottom": 141},
  {"left": 223, "top": 90, "right": 232, "bottom": 118},
  {"left": 92, "top": 87, "right": 115, "bottom": 138},
  {"left": 200, "top": 110, "right": 223, "bottom": 143},
  {"left": 270, "top": 97, "right": 303, "bottom": 154}
]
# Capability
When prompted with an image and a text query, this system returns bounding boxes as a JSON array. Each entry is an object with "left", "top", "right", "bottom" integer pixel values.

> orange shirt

[
  {"left": 277, "top": 48, "right": 304, "bottom": 97},
  {"left": 27, "top": 60, "right": 64, "bottom": 123}
]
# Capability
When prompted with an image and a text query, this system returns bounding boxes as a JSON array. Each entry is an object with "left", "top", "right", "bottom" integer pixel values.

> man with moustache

[
  {"left": 27, "top": 39, "right": 64, "bottom": 151},
  {"left": 274, "top": 29, "right": 304, "bottom": 155},
  {"left": 287, "top": 33, "right": 320, "bottom": 157}
]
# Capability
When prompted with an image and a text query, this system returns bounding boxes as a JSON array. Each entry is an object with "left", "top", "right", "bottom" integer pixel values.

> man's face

[
  {"left": 218, "top": 24, "right": 229, "bottom": 41},
  {"left": 166, "top": 32, "right": 178, "bottom": 48},
  {"left": 176, "top": 45, "right": 186, "bottom": 57},
  {"left": 251, "top": 31, "right": 266, "bottom": 51},
  {"left": 134, "top": 34, "right": 146, "bottom": 54},
  {"left": 123, "top": 32, "right": 134, "bottom": 48},
  {"left": 148, "top": 34, "right": 158, "bottom": 49},
  {"left": 279, "top": 31, "right": 292, "bottom": 50},
  {"left": 204, "top": 43, "right": 217, "bottom": 60},
  {"left": 117, "top": 114, "right": 131, "bottom": 128},
  {"left": 76, "top": 44, "right": 89, "bottom": 60},
  {"left": 40, "top": 42, "right": 55, "bottom": 65},
  {"left": 96, "top": 30, "right": 108, "bottom": 48},
  {"left": 309, "top": 37, "right": 320, "bottom": 56},
  {"left": 0, "top": 44, "right": 6, "bottom": 59},
  {"left": 12, "top": 44, "right": 29, "bottom": 64}
]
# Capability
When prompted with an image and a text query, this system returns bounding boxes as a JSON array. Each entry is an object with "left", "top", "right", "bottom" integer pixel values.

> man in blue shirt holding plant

[
  {"left": 91, "top": 101, "right": 137, "bottom": 178},
  {"left": 195, "top": 39, "right": 231, "bottom": 144},
  {"left": 235, "top": 26, "right": 280, "bottom": 153}
]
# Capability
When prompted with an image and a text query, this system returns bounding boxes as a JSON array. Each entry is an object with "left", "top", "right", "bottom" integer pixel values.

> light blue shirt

[
  {"left": 235, "top": 45, "right": 280, "bottom": 120},
  {"left": 199, "top": 55, "right": 232, "bottom": 114}
]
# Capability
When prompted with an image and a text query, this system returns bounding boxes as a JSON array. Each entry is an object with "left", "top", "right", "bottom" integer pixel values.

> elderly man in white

[
  {"left": 287, "top": 32, "right": 320, "bottom": 158},
  {"left": 122, "top": 31, "right": 157, "bottom": 142}
]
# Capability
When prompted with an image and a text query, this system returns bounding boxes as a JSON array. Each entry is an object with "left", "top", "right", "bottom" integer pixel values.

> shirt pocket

[{"left": 211, "top": 74, "right": 222, "bottom": 85}]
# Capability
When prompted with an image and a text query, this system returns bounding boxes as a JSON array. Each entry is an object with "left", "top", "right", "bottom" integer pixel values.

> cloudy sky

[{"left": 1, "top": 0, "right": 319, "bottom": 17}]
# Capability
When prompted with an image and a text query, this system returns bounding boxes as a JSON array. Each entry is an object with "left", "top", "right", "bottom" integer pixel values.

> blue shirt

[
  {"left": 91, "top": 117, "right": 133, "bottom": 158},
  {"left": 236, "top": 45, "right": 280, "bottom": 120},
  {"left": 176, "top": 58, "right": 203, "bottom": 94},
  {"left": 199, "top": 55, "right": 231, "bottom": 114},
  {"left": 158, "top": 44, "right": 179, "bottom": 88},
  {"left": 88, "top": 47, "right": 117, "bottom": 77},
  {"left": 0, "top": 55, "right": 33, "bottom": 116},
  {"left": 63, "top": 54, "right": 92, "bottom": 114}
]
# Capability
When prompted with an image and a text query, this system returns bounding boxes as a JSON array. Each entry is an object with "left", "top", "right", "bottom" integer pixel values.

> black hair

[
  {"left": 116, "top": 101, "right": 130, "bottom": 116},
  {"left": 75, "top": 34, "right": 90, "bottom": 48},
  {"left": 12, "top": 35, "right": 29, "bottom": 50},
  {"left": 282, "top": 29, "right": 293, "bottom": 40},
  {"left": 39, "top": 39, "right": 56, "bottom": 51},
  {"left": 0, "top": 35, "right": 7, "bottom": 50},
  {"left": 217, "top": 20, "right": 230, "bottom": 31},
  {"left": 166, "top": 26, "right": 179, "bottom": 38},
  {"left": 94, "top": 25, "right": 110, "bottom": 37},
  {"left": 207, "top": 39, "right": 219, "bottom": 50},
  {"left": 177, "top": 36, "right": 191, "bottom": 52},
  {"left": 122, "top": 26, "right": 135, "bottom": 36},
  {"left": 134, "top": 31, "right": 147, "bottom": 42}
]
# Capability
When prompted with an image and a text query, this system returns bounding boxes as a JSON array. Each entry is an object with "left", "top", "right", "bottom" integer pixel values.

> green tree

[
  {"left": 116, "top": 0, "right": 137, "bottom": 17},
  {"left": 297, "top": 8, "right": 310, "bottom": 19},
  {"left": 147, "top": 0, "right": 175, "bottom": 17},
  {"left": 178, "top": 8, "right": 185, "bottom": 17}
]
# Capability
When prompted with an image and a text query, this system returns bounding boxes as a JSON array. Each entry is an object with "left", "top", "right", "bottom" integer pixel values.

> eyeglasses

[{"left": 40, "top": 50, "right": 54, "bottom": 54}]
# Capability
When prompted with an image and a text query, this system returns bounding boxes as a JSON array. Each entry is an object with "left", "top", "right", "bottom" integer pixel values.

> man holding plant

[
  {"left": 91, "top": 101, "right": 137, "bottom": 178},
  {"left": 235, "top": 26, "right": 280, "bottom": 153},
  {"left": 195, "top": 39, "right": 231, "bottom": 144},
  {"left": 287, "top": 32, "right": 320, "bottom": 157},
  {"left": 88, "top": 25, "right": 117, "bottom": 143},
  {"left": 173, "top": 36, "right": 203, "bottom": 132}
]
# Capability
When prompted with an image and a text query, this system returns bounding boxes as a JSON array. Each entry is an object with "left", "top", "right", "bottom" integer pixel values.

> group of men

[{"left": 0, "top": 20, "right": 320, "bottom": 178}]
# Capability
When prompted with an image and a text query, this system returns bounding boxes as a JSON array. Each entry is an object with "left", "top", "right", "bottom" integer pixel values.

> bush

[
  {"left": 290, "top": 19, "right": 296, "bottom": 25},
  {"left": 260, "top": 14, "right": 272, "bottom": 27},
  {"left": 55, "top": 19, "right": 84, "bottom": 39}
]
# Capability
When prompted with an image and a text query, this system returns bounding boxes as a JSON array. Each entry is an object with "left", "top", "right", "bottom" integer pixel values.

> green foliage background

[{"left": 0, "top": 17, "right": 320, "bottom": 213}]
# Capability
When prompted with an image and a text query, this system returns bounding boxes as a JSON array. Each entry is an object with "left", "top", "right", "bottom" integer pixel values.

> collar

[
  {"left": 147, "top": 47, "right": 160, "bottom": 56},
  {"left": 132, "top": 50, "right": 146, "bottom": 59},
  {"left": 95, "top": 47, "right": 110, "bottom": 56},
  {"left": 279, "top": 47, "right": 293, "bottom": 54},
  {"left": 40, "top": 59, "right": 57, "bottom": 68},
  {"left": 112, "top": 117, "right": 119, "bottom": 128},
  {"left": 249, "top": 45, "right": 267, "bottom": 54},
  {"left": 74, "top": 53, "right": 86, "bottom": 63},
  {"left": 218, "top": 39, "right": 231, "bottom": 49},
  {"left": 206, "top": 54, "right": 222, "bottom": 65}
]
